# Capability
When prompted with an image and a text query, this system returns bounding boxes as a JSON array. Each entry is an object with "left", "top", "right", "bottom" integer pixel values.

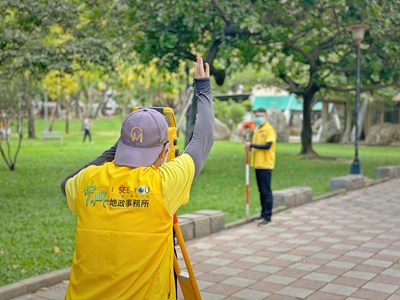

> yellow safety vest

[
  {"left": 251, "top": 123, "right": 277, "bottom": 169},
  {"left": 65, "top": 162, "right": 185, "bottom": 300}
]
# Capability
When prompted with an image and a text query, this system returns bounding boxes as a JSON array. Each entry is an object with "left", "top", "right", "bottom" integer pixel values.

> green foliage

[
  {"left": 0, "top": 78, "right": 22, "bottom": 113},
  {"left": 0, "top": 0, "right": 115, "bottom": 80},
  {"left": 213, "top": 101, "right": 229, "bottom": 124},
  {"left": 123, "top": 0, "right": 400, "bottom": 154},
  {"left": 212, "top": 63, "right": 281, "bottom": 95},
  {"left": 213, "top": 100, "right": 249, "bottom": 126},
  {"left": 1, "top": 0, "right": 400, "bottom": 155},
  {"left": 230, "top": 100, "right": 250, "bottom": 124}
]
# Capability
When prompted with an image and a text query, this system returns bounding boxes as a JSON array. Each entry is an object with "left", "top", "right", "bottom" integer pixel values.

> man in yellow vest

[
  {"left": 245, "top": 107, "right": 277, "bottom": 226},
  {"left": 61, "top": 57, "right": 214, "bottom": 299}
]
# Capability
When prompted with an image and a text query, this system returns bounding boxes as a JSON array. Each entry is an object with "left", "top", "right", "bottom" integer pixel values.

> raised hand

[{"left": 194, "top": 57, "right": 210, "bottom": 79}]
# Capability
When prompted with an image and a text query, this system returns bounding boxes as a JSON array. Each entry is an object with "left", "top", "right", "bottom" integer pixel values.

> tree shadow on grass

[{"left": 298, "top": 151, "right": 352, "bottom": 163}]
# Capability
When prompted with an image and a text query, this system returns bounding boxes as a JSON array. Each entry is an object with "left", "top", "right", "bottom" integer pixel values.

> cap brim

[{"left": 114, "top": 139, "right": 164, "bottom": 168}]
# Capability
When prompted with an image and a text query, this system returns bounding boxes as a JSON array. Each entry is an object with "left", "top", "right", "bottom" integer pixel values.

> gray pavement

[{"left": 6, "top": 177, "right": 400, "bottom": 300}]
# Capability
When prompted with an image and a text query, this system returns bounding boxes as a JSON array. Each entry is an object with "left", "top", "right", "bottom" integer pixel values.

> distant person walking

[
  {"left": 245, "top": 108, "right": 277, "bottom": 226},
  {"left": 82, "top": 117, "right": 91, "bottom": 143}
]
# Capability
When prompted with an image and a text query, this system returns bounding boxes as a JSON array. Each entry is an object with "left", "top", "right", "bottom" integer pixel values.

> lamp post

[{"left": 346, "top": 24, "right": 369, "bottom": 175}]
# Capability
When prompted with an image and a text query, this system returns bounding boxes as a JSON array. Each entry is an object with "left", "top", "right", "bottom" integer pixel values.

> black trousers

[
  {"left": 83, "top": 129, "right": 91, "bottom": 142},
  {"left": 255, "top": 169, "right": 273, "bottom": 221}
]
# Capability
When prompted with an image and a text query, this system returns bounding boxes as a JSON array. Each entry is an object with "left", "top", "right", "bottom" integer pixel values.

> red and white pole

[{"left": 245, "top": 149, "right": 250, "bottom": 221}]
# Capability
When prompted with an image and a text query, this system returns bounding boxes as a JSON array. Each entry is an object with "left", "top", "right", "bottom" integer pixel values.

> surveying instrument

[{"left": 133, "top": 107, "right": 201, "bottom": 300}]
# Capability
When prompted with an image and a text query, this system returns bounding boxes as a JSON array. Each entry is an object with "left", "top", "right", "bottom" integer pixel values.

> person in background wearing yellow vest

[
  {"left": 244, "top": 107, "right": 277, "bottom": 227},
  {"left": 61, "top": 57, "right": 214, "bottom": 300}
]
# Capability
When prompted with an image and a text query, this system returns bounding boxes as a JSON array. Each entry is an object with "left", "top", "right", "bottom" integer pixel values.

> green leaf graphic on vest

[
  {"left": 90, "top": 190, "right": 109, "bottom": 208},
  {"left": 84, "top": 179, "right": 96, "bottom": 207}
]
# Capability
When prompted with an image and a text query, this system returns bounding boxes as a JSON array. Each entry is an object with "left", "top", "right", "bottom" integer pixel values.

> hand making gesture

[{"left": 194, "top": 57, "right": 210, "bottom": 79}]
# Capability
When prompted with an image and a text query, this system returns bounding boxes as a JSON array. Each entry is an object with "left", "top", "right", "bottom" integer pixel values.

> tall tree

[
  {"left": 0, "top": 0, "right": 114, "bottom": 138},
  {"left": 0, "top": 78, "right": 24, "bottom": 170},
  {"left": 124, "top": 0, "right": 400, "bottom": 156}
]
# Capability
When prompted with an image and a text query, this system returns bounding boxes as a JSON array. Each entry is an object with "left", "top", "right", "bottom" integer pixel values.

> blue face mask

[{"left": 254, "top": 116, "right": 266, "bottom": 126}]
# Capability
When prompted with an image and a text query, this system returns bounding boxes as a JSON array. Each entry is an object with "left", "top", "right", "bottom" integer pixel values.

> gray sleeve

[
  {"left": 60, "top": 141, "right": 117, "bottom": 196},
  {"left": 184, "top": 78, "right": 214, "bottom": 178}
]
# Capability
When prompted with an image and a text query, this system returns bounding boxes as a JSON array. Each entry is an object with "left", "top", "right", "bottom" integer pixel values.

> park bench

[{"left": 41, "top": 130, "right": 63, "bottom": 141}]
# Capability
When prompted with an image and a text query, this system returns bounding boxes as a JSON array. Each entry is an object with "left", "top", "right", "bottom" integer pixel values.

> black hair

[{"left": 254, "top": 108, "right": 267, "bottom": 113}]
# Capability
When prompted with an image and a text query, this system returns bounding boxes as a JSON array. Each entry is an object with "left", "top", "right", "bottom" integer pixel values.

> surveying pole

[
  {"left": 244, "top": 130, "right": 253, "bottom": 221},
  {"left": 245, "top": 149, "right": 250, "bottom": 221}
]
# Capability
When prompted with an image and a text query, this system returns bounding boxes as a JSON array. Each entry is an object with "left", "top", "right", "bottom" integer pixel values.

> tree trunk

[
  {"left": 84, "top": 84, "right": 93, "bottom": 118},
  {"left": 315, "top": 101, "right": 329, "bottom": 142},
  {"left": 48, "top": 102, "right": 59, "bottom": 132},
  {"left": 74, "top": 96, "right": 81, "bottom": 119},
  {"left": 0, "top": 100, "right": 24, "bottom": 171},
  {"left": 65, "top": 105, "right": 70, "bottom": 134},
  {"left": 299, "top": 92, "right": 317, "bottom": 157},
  {"left": 94, "top": 87, "right": 108, "bottom": 119},
  {"left": 351, "top": 96, "right": 368, "bottom": 142},
  {"left": 25, "top": 82, "right": 35, "bottom": 139},
  {"left": 342, "top": 99, "right": 353, "bottom": 144},
  {"left": 27, "top": 102, "right": 36, "bottom": 139},
  {"left": 24, "top": 90, "right": 36, "bottom": 139}
]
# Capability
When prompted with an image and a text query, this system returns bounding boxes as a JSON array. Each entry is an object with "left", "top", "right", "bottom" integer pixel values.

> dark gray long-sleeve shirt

[
  {"left": 251, "top": 141, "right": 272, "bottom": 150},
  {"left": 61, "top": 78, "right": 214, "bottom": 196}
]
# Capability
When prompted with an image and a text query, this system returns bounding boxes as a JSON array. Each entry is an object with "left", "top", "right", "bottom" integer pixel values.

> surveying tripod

[{"left": 133, "top": 107, "right": 201, "bottom": 300}]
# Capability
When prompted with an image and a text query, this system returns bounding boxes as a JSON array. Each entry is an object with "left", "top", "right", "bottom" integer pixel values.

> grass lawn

[{"left": 0, "top": 116, "right": 398, "bottom": 285}]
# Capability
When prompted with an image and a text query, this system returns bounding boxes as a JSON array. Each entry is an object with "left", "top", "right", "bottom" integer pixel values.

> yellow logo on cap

[{"left": 130, "top": 126, "right": 143, "bottom": 143}]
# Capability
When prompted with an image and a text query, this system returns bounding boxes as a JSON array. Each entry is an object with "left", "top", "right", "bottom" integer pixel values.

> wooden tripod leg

[{"left": 173, "top": 214, "right": 202, "bottom": 300}]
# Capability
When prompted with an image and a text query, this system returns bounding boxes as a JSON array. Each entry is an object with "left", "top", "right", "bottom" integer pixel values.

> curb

[
  {"left": 0, "top": 268, "right": 70, "bottom": 300},
  {"left": 312, "top": 189, "right": 346, "bottom": 201},
  {"left": 225, "top": 205, "right": 287, "bottom": 230},
  {"left": 365, "top": 176, "right": 389, "bottom": 187}
]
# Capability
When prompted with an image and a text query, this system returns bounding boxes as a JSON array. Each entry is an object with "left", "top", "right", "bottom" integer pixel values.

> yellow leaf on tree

[{"left": 98, "top": 81, "right": 107, "bottom": 91}]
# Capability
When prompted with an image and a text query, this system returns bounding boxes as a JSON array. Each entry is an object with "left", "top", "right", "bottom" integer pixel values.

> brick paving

[{"left": 7, "top": 177, "right": 400, "bottom": 300}]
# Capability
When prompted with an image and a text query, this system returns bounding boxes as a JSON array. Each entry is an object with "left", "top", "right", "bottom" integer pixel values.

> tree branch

[
  {"left": 205, "top": 38, "right": 222, "bottom": 65},
  {"left": 278, "top": 73, "right": 301, "bottom": 94},
  {"left": 316, "top": 48, "right": 353, "bottom": 74},
  {"left": 321, "top": 69, "right": 334, "bottom": 81},
  {"left": 264, "top": 11, "right": 304, "bottom": 27},
  {"left": 284, "top": 39, "right": 314, "bottom": 66},
  {"left": 205, "top": 38, "right": 226, "bottom": 85},
  {"left": 211, "top": 0, "right": 232, "bottom": 25},
  {"left": 313, "top": 30, "right": 345, "bottom": 55},
  {"left": 289, "top": 30, "right": 308, "bottom": 44},
  {"left": 332, "top": 6, "right": 340, "bottom": 31},
  {"left": 320, "top": 62, "right": 354, "bottom": 74},
  {"left": 182, "top": 50, "right": 196, "bottom": 62},
  {"left": 224, "top": 25, "right": 251, "bottom": 37},
  {"left": 0, "top": 142, "right": 12, "bottom": 169},
  {"left": 12, "top": 131, "right": 23, "bottom": 169}
]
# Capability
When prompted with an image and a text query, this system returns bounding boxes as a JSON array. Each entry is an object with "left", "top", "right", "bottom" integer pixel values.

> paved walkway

[{"left": 8, "top": 178, "right": 400, "bottom": 300}]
